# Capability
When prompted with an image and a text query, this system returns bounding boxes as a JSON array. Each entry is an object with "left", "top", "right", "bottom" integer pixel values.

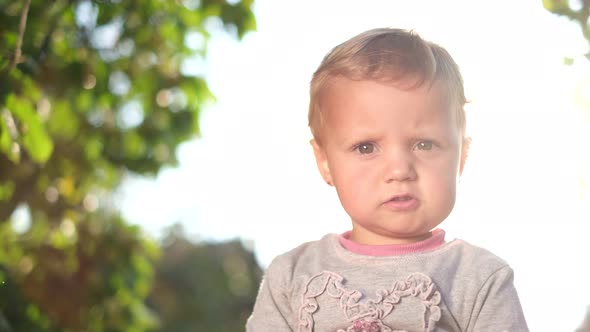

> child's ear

[
  {"left": 459, "top": 137, "right": 471, "bottom": 176},
  {"left": 310, "top": 139, "right": 334, "bottom": 186}
]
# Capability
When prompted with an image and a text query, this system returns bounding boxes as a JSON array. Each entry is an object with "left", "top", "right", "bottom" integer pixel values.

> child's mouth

[
  {"left": 384, "top": 195, "right": 418, "bottom": 210},
  {"left": 391, "top": 195, "right": 412, "bottom": 201}
]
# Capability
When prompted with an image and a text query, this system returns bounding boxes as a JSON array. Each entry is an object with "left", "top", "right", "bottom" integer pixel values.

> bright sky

[{"left": 119, "top": 0, "right": 590, "bottom": 330}]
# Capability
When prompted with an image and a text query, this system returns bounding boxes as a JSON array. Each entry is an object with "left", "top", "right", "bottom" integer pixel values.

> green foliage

[
  {"left": 0, "top": 0, "right": 256, "bottom": 330},
  {"left": 147, "top": 225, "right": 263, "bottom": 332},
  {"left": 0, "top": 265, "right": 52, "bottom": 332},
  {"left": 3, "top": 93, "right": 53, "bottom": 163},
  {"left": 543, "top": 0, "right": 590, "bottom": 64},
  {"left": 0, "top": 0, "right": 257, "bottom": 221},
  {"left": 0, "top": 212, "right": 160, "bottom": 331}
]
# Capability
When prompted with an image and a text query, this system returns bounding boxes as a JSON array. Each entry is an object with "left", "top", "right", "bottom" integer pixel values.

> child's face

[{"left": 312, "top": 78, "right": 469, "bottom": 245}]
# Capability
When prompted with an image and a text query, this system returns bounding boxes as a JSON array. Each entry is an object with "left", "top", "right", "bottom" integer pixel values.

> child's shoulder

[
  {"left": 265, "top": 233, "right": 337, "bottom": 274},
  {"left": 445, "top": 238, "right": 512, "bottom": 272},
  {"left": 274, "top": 233, "right": 337, "bottom": 261}
]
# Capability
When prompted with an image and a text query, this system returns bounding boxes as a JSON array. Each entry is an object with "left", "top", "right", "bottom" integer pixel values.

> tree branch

[
  {"left": 9, "top": 0, "right": 32, "bottom": 70},
  {"left": 37, "top": 0, "right": 77, "bottom": 61}
]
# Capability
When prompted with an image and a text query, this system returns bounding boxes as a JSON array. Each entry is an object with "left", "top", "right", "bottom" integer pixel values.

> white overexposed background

[{"left": 119, "top": 0, "right": 590, "bottom": 330}]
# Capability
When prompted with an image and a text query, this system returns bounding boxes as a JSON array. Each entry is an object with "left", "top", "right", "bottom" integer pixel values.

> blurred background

[{"left": 1, "top": 0, "right": 590, "bottom": 331}]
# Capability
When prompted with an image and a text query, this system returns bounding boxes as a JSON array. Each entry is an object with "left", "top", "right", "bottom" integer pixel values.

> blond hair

[{"left": 308, "top": 28, "right": 467, "bottom": 144}]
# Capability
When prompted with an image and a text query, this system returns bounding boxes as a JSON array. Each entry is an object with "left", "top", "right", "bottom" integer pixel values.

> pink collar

[{"left": 338, "top": 229, "right": 446, "bottom": 256}]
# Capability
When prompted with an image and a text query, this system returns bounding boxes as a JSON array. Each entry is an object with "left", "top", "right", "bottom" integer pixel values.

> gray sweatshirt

[{"left": 246, "top": 232, "right": 528, "bottom": 332}]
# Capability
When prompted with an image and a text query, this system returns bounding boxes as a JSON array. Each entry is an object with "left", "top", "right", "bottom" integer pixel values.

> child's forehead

[
  {"left": 320, "top": 77, "right": 452, "bottom": 109},
  {"left": 318, "top": 78, "right": 460, "bottom": 128}
]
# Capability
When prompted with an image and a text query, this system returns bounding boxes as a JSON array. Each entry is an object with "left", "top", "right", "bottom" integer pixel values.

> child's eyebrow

[{"left": 338, "top": 132, "right": 383, "bottom": 146}]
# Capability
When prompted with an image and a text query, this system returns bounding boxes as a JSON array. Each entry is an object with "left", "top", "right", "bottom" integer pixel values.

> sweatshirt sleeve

[
  {"left": 246, "top": 258, "right": 295, "bottom": 331},
  {"left": 469, "top": 265, "right": 529, "bottom": 332}
]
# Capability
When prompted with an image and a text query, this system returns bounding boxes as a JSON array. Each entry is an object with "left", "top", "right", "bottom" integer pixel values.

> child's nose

[{"left": 384, "top": 152, "right": 417, "bottom": 183}]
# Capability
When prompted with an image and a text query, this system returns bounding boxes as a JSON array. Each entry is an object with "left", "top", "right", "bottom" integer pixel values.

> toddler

[{"left": 247, "top": 27, "right": 528, "bottom": 332}]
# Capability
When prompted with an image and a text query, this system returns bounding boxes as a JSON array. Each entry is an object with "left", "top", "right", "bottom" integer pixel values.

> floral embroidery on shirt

[
  {"left": 297, "top": 271, "right": 441, "bottom": 332},
  {"left": 351, "top": 318, "right": 383, "bottom": 332}
]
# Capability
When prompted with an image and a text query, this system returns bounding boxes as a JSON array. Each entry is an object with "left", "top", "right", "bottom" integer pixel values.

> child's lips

[{"left": 383, "top": 194, "right": 418, "bottom": 210}]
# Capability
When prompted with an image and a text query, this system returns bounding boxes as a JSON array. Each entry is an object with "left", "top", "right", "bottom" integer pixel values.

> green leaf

[
  {"left": 22, "top": 124, "right": 54, "bottom": 163},
  {"left": 4, "top": 95, "right": 54, "bottom": 163},
  {"left": 0, "top": 112, "right": 15, "bottom": 160},
  {"left": 47, "top": 100, "right": 80, "bottom": 139}
]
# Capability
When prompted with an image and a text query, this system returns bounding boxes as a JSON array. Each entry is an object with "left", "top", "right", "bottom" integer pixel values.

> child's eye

[
  {"left": 415, "top": 140, "right": 434, "bottom": 151},
  {"left": 355, "top": 142, "right": 375, "bottom": 154}
]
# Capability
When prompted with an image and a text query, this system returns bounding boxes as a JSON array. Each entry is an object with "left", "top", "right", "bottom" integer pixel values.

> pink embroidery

[
  {"left": 298, "top": 271, "right": 440, "bottom": 332},
  {"left": 352, "top": 319, "right": 381, "bottom": 332}
]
